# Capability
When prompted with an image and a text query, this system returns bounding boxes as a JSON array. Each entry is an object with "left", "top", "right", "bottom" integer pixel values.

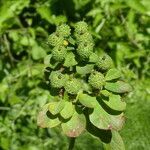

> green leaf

[
  {"left": 104, "top": 131, "right": 125, "bottom": 150},
  {"left": 61, "top": 110, "right": 86, "bottom": 137},
  {"left": 73, "top": 0, "right": 91, "bottom": 10},
  {"left": 78, "top": 93, "right": 97, "bottom": 108},
  {"left": 105, "top": 69, "right": 121, "bottom": 81},
  {"left": 31, "top": 44, "right": 46, "bottom": 60},
  {"left": 82, "top": 81, "right": 92, "bottom": 93},
  {"left": 8, "top": 94, "right": 21, "bottom": 105},
  {"left": 105, "top": 81, "right": 132, "bottom": 93},
  {"left": 68, "top": 37, "right": 76, "bottom": 45},
  {"left": 89, "top": 53, "right": 99, "bottom": 63},
  {"left": 0, "top": 137, "right": 10, "bottom": 150},
  {"left": 37, "top": 6, "right": 67, "bottom": 25},
  {"left": 103, "top": 94, "right": 126, "bottom": 111},
  {"left": 76, "top": 64, "right": 94, "bottom": 76},
  {"left": 36, "top": 5, "right": 52, "bottom": 24},
  {"left": 100, "top": 90, "right": 111, "bottom": 97},
  {"left": 37, "top": 104, "right": 61, "bottom": 128},
  {"left": 89, "top": 105, "right": 125, "bottom": 131},
  {"left": 64, "top": 52, "right": 78, "bottom": 67},
  {"left": 44, "top": 54, "right": 59, "bottom": 69},
  {"left": 49, "top": 100, "right": 65, "bottom": 115},
  {"left": 0, "top": 0, "right": 30, "bottom": 31},
  {"left": 86, "top": 120, "right": 112, "bottom": 143},
  {"left": 44, "top": 54, "right": 51, "bottom": 66},
  {"left": 60, "top": 102, "right": 75, "bottom": 119},
  {"left": 126, "top": 0, "right": 147, "bottom": 14}
]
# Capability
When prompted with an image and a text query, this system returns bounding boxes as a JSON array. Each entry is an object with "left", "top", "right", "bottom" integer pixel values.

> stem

[
  {"left": 0, "top": 107, "right": 10, "bottom": 110},
  {"left": 3, "top": 34, "right": 14, "bottom": 67},
  {"left": 68, "top": 137, "right": 76, "bottom": 150}
]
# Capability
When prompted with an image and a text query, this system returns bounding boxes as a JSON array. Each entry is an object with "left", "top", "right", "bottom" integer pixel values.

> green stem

[{"left": 68, "top": 137, "right": 76, "bottom": 150}]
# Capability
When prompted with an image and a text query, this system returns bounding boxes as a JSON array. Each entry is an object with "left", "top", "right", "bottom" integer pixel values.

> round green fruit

[
  {"left": 48, "top": 33, "right": 63, "bottom": 47},
  {"left": 75, "top": 21, "right": 88, "bottom": 35},
  {"left": 96, "top": 54, "right": 113, "bottom": 71},
  {"left": 65, "top": 78, "right": 82, "bottom": 94},
  {"left": 49, "top": 71, "right": 68, "bottom": 88},
  {"left": 52, "top": 45, "right": 67, "bottom": 62},
  {"left": 77, "top": 42, "right": 94, "bottom": 60},
  {"left": 75, "top": 32, "right": 94, "bottom": 44},
  {"left": 88, "top": 71, "right": 105, "bottom": 89},
  {"left": 56, "top": 24, "right": 71, "bottom": 37}
]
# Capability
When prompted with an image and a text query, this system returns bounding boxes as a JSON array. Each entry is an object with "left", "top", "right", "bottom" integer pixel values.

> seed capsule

[
  {"left": 88, "top": 71, "right": 105, "bottom": 89},
  {"left": 52, "top": 45, "right": 67, "bottom": 62},
  {"left": 96, "top": 54, "right": 113, "bottom": 71},
  {"left": 65, "top": 78, "right": 82, "bottom": 94}
]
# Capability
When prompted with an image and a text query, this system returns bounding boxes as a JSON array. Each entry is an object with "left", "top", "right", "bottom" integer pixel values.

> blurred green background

[{"left": 0, "top": 0, "right": 150, "bottom": 149}]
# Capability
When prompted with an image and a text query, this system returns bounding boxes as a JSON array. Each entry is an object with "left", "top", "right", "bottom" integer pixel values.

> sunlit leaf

[
  {"left": 60, "top": 102, "right": 75, "bottom": 119},
  {"left": 105, "top": 69, "right": 121, "bottom": 81},
  {"left": 64, "top": 52, "right": 78, "bottom": 67},
  {"left": 36, "top": 5, "right": 52, "bottom": 24},
  {"left": 31, "top": 44, "right": 46, "bottom": 60},
  {"left": 105, "top": 81, "right": 132, "bottom": 93},
  {"left": 78, "top": 93, "right": 97, "bottom": 108},
  {"left": 126, "top": 0, "right": 147, "bottom": 14},
  {"left": 76, "top": 64, "right": 94, "bottom": 76},
  {"left": 37, "top": 104, "right": 61, "bottom": 128},
  {"left": 89, "top": 105, "right": 125, "bottom": 131},
  {"left": 48, "top": 100, "right": 65, "bottom": 115},
  {"left": 61, "top": 109, "right": 86, "bottom": 137},
  {"left": 104, "top": 94, "right": 126, "bottom": 111},
  {"left": 104, "top": 131, "right": 125, "bottom": 150},
  {"left": 86, "top": 120, "right": 112, "bottom": 143},
  {"left": 100, "top": 90, "right": 111, "bottom": 97}
]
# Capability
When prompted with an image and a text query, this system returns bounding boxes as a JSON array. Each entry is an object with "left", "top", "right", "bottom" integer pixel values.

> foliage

[{"left": 0, "top": 0, "right": 149, "bottom": 149}]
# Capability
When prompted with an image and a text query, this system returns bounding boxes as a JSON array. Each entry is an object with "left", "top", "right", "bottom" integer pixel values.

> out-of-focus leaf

[
  {"left": 86, "top": 8, "right": 102, "bottom": 17},
  {"left": 142, "top": 0, "right": 150, "bottom": 15},
  {"left": 8, "top": 95, "right": 21, "bottom": 105},
  {"left": 31, "top": 44, "right": 46, "bottom": 60},
  {"left": 36, "top": 5, "right": 52, "bottom": 24},
  {"left": 125, "top": 51, "right": 146, "bottom": 59},
  {"left": 126, "top": 0, "right": 147, "bottom": 14},
  {"left": 0, "top": 137, "right": 10, "bottom": 150},
  {"left": 73, "top": 0, "right": 91, "bottom": 10},
  {"left": 0, "top": 82, "right": 9, "bottom": 102},
  {"left": 0, "top": 0, "right": 30, "bottom": 31},
  {"left": 37, "top": 5, "right": 67, "bottom": 25}
]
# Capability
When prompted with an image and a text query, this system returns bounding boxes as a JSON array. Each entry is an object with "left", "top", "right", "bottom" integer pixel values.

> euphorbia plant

[{"left": 37, "top": 21, "right": 132, "bottom": 149}]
